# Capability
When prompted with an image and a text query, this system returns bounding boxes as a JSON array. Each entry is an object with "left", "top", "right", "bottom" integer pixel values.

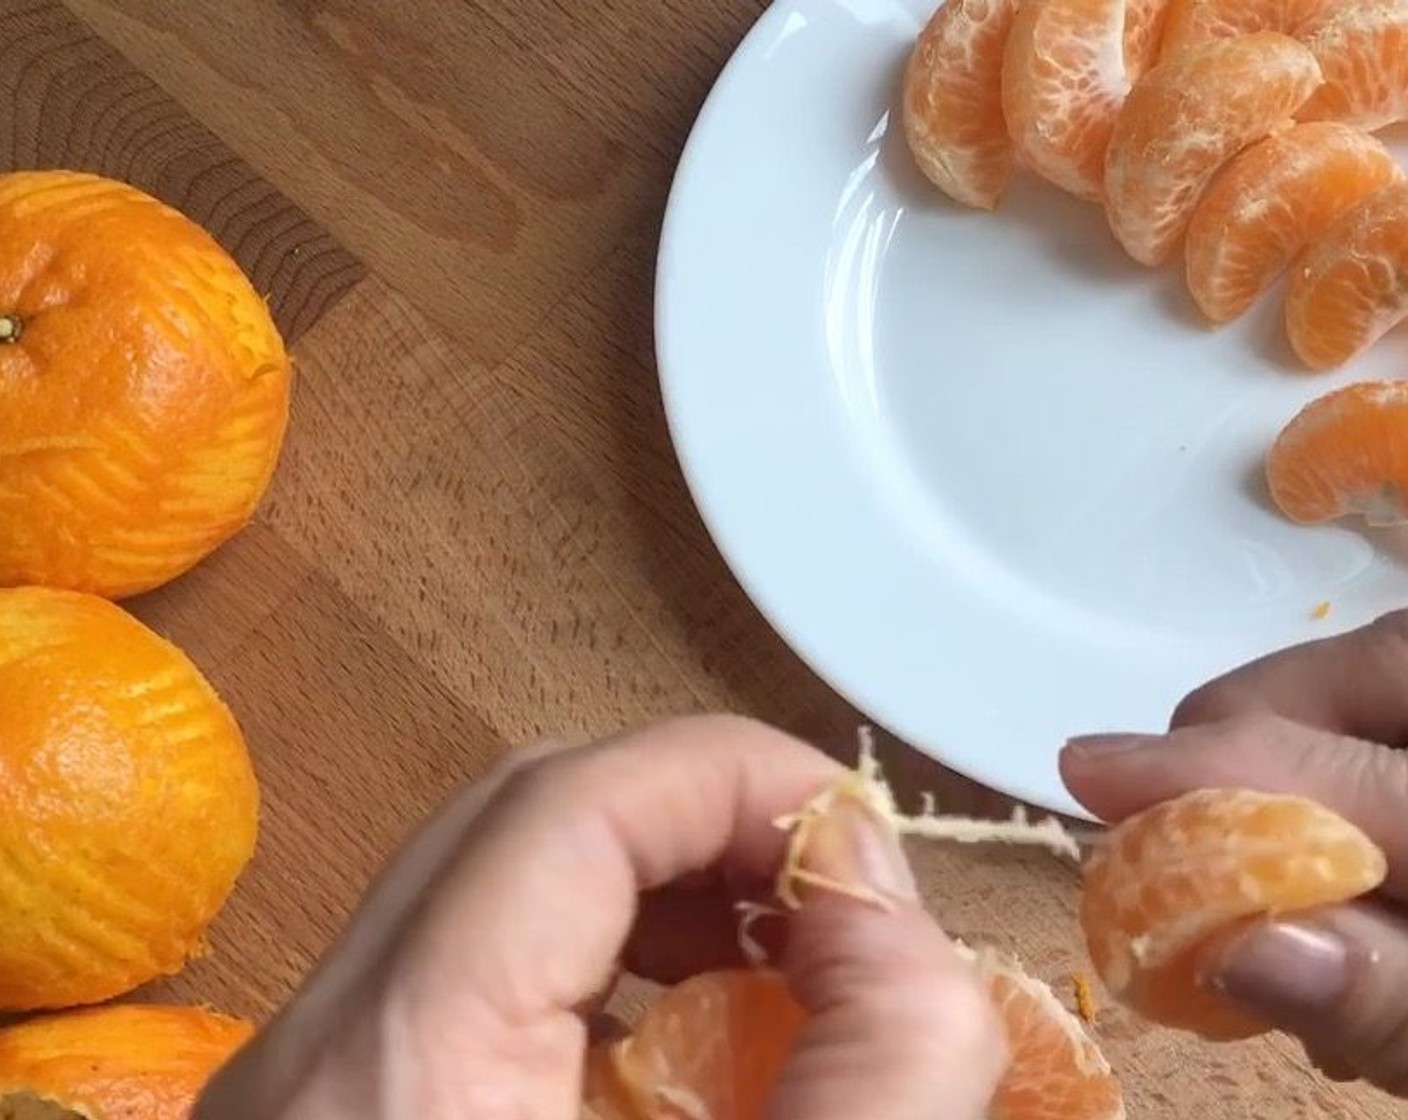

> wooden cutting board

[{"left": 0, "top": 2, "right": 1392, "bottom": 1115}]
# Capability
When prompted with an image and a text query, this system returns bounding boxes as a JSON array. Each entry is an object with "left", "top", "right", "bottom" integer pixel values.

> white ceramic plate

[{"left": 655, "top": 0, "right": 1408, "bottom": 817}]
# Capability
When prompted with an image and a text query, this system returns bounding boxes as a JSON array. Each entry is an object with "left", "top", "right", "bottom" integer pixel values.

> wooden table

[{"left": 1, "top": 3, "right": 1390, "bottom": 1116}]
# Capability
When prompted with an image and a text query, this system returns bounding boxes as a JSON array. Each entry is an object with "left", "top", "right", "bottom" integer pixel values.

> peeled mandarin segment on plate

[
  {"left": 1298, "top": 1, "right": 1408, "bottom": 130},
  {"left": 0, "top": 169, "right": 291, "bottom": 600},
  {"left": 969, "top": 951, "right": 1126, "bottom": 1120},
  {"left": 0, "top": 587, "right": 259, "bottom": 1012},
  {"left": 1104, "top": 32, "right": 1323, "bottom": 266},
  {"left": 902, "top": 0, "right": 1019, "bottom": 211},
  {"left": 1081, "top": 789, "right": 1387, "bottom": 1040},
  {"left": 0, "top": 1004, "right": 252, "bottom": 1120},
  {"left": 1285, "top": 180, "right": 1408, "bottom": 369},
  {"left": 1159, "top": 0, "right": 1341, "bottom": 60},
  {"left": 1185, "top": 121, "right": 1402, "bottom": 322},
  {"left": 1125, "top": 0, "right": 1176, "bottom": 80},
  {"left": 1002, "top": 0, "right": 1137, "bottom": 202},
  {"left": 1267, "top": 380, "right": 1408, "bottom": 525}
]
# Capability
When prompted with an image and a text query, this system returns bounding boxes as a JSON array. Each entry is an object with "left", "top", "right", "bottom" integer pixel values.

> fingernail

[
  {"left": 1063, "top": 733, "right": 1162, "bottom": 758},
  {"left": 1206, "top": 921, "right": 1350, "bottom": 1022},
  {"left": 803, "top": 799, "right": 918, "bottom": 903}
]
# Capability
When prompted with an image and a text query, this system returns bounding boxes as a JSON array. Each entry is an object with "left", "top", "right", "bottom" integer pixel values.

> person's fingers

[
  {"left": 1207, "top": 901, "right": 1408, "bottom": 1098},
  {"left": 768, "top": 800, "right": 1007, "bottom": 1120},
  {"left": 200, "top": 716, "right": 845, "bottom": 1119},
  {"left": 1171, "top": 610, "right": 1408, "bottom": 744},
  {"left": 1060, "top": 715, "right": 1408, "bottom": 897},
  {"left": 196, "top": 734, "right": 593, "bottom": 1118}
]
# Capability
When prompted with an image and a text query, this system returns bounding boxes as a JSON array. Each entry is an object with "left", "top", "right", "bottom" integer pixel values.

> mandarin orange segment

[
  {"left": 1002, "top": 0, "right": 1136, "bottom": 202},
  {"left": 1298, "top": 2, "right": 1408, "bottom": 131},
  {"left": 0, "top": 1003, "right": 252, "bottom": 1119},
  {"left": 1125, "top": 0, "right": 1176, "bottom": 79},
  {"left": 1104, "top": 33, "right": 1323, "bottom": 266},
  {"left": 0, "top": 587, "right": 259, "bottom": 1011},
  {"left": 608, "top": 970, "right": 805, "bottom": 1120},
  {"left": 1267, "top": 380, "right": 1408, "bottom": 524},
  {"left": 1159, "top": 0, "right": 1340, "bottom": 59},
  {"left": 975, "top": 953, "right": 1126, "bottom": 1120},
  {"left": 1285, "top": 180, "right": 1408, "bottom": 369},
  {"left": 0, "top": 170, "right": 291, "bottom": 600},
  {"left": 1185, "top": 122, "right": 1402, "bottom": 321},
  {"left": 1081, "top": 789, "right": 1386, "bottom": 1039},
  {"left": 903, "top": 0, "right": 1019, "bottom": 210}
]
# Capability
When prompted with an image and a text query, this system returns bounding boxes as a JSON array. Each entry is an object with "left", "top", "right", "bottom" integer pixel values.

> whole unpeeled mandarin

[
  {"left": 0, "top": 1004, "right": 252, "bottom": 1120},
  {"left": 0, "top": 169, "right": 291, "bottom": 600},
  {"left": 0, "top": 587, "right": 259, "bottom": 1011}
]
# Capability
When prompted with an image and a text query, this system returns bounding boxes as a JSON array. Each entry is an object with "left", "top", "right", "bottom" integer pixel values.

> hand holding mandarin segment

[
  {"left": 1062, "top": 610, "right": 1408, "bottom": 1098},
  {"left": 194, "top": 716, "right": 1006, "bottom": 1120}
]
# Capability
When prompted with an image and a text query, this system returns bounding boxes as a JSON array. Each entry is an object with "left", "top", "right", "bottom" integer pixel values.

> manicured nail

[
  {"left": 803, "top": 799, "right": 918, "bottom": 903},
  {"left": 1206, "top": 921, "right": 1350, "bottom": 1022},
  {"left": 1063, "top": 733, "right": 1162, "bottom": 758}
]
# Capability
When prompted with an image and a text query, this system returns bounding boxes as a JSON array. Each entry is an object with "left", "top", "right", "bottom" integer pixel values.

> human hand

[
  {"left": 1061, "top": 611, "right": 1408, "bottom": 1096},
  {"left": 194, "top": 715, "right": 1006, "bottom": 1120}
]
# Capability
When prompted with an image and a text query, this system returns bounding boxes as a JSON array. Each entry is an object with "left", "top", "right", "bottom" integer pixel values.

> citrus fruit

[
  {"left": 1081, "top": 788, "right": 1386, "bottom": 1040},
  {"left": 1159, "top": 0, "right": 1340, "bottom": 59},
  {"left": 586, "top": 959, "right": 1124, "bottom": 1120},
  {"left": 967, "top": 949, "right": 1125, "bottom": 1120},
  {"left": 1298, "top": 1, "right": 1408, "bottom": 130},
  {"left": 0, "top": 1003, "right": 251, "bottom": 1119},
  {"left": 0, "top": 169, "right": 291, "bottom": 600},
  {"left": 1285, "top": 180, "right": 1408, "bottom": 369},
  {"left": 1266, "top": 380, "right": 1408, "bottom": 524},
  {"left": 1104, "top": 32, "right": 1324, "bottom": 266},
  {"left": 1125, "top": 0, "right": 1176, "bottom": 78},
  {"left": 591, "top": 969, "right": 805, "bottom": 1120},
  {"left": 903, "top": 0, "right": 1019, "bottom": 210},
  {"left": 1185, "top": 122, "right": 1401, "bottom": 321},
  {"left": 1002, "top": 0, "right": 1135, "bottom": 202},
  {"left": 0, "top": 586, "right": 259, "bottom": 1011}
]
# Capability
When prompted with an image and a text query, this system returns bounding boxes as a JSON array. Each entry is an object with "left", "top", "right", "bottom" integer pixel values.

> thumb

[
  {"left": 768, "top": 799, "right": 1008, "bottom": 1120},
  {"left": 1061, "top": 714, "right": 1408, "bottom": 894},
  {"left": 1208, "top": 902, "right": 1408, "bottom": 1098}
]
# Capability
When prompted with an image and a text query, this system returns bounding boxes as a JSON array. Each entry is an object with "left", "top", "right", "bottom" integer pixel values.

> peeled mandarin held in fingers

[
  {"left": 903, "top": 0, "right": 1020, "bottom": 211},
  {"left": 1185, "top": 122, "right": 1402, "bottom": 322},
  {"left": 1104, "top": 32, "right": 1323, "bottom": 266},
  {"left": 964, "top": 947, "right": 1125, "bottom": 1120},
  {"left": 0, "top": 1004, "right": 252, "bottom": 1119},
  {"left": 1285, "top": 180, "right": 1408, "bottom": 369},
  {"left": 591, "top": 969, "right": 806, "bottom": 1120},
  {"left": 587, "top": 959, "right": 1125, "bottom": 1120},
  {"left": 1081, "top": 789, "right": 1386, "bottom": 1040},
  {"left": 1158, "top": 0, "right": 1341, "bottom": 60},
  {"left": 1267, "top": 380, "right": 1408, "bottom": 525},
  {"left": 0, "top": 169, "right": 291, "bottom": 600},
  {"left": 1298, "top": 1, "right": 1408, "bottom": 131},
  {"left": 0, "top": 587, "right": 259, "bottom": 1011},
  {"left": 1002, "top": 0, "right": 1139, "bottom": 203}
]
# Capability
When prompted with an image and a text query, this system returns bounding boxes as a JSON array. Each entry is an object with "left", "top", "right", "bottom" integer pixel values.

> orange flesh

[
  {"left": 903, "top": 0, "right": 1019, "bottom": 211},
  {"left": 1298, "top": 2, "right": 1408, "bottom": 131},
  {"left": 1081, "top": 789, "right": 1386, "bottom": 1039},
  {"left": 1104, "top": 32, "right": 1324, "bottom": 266},
  {"left": 1185, "top": 122, "right": 1402, "bottom": 321},
  {"left": 1160, "top": 0, "right": 1341, "bottom": 59},
  {"left": 1267, "top": 380, "right": 1408, "bottom": 525},
  {"left": 589, "top": 961, "right": 1124, "bottom": 1120},
  {"left": 1285, "top": 180, "right": 1408, "bottom": 370},
  {"left": 1002, "top": 0, "right": 1133, "bottom": 202}
]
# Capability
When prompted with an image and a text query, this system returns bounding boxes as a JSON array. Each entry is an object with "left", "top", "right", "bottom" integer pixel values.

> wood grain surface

[{"left": 0, "top": 1, "right": 1392, "bottom": 1115}]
